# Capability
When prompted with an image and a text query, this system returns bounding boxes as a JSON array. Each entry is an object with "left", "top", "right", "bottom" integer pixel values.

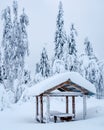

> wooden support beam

[
  {"left": 72, "top": 96, "right": 75, "bottom": 117},
  {"left": 43, "top": 81, "right": 70, "bottom": 94},
  {"left": 40, "top": 96, "right": 43, "bottom": 123},
  {"left": 36, "top": 96, "right": 39, "bottom": 120},
  {"left": 46, "top": 95, "right": 50, "bottom": 123},
  {"left": 66, "top": 96, "right": 69, "bottom": 113},
  {"left": 61, "top": 86, "right": 72, "bottom": 92},
  {"left": 68, "top": 80, "right": 88, "bottom": 94},
  {"left": 43, "top": 92, "right": 82, "bottom": 97},
  {"left": 83, "top": 95, "right": 87, "bottom": 119}
]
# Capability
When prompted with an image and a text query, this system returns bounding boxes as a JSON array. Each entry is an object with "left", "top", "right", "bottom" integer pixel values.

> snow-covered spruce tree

[
  {"left": 22, "top": 69, "right": 31, "bottom": 85},
  {"left": 1, "top": 1, "right": 29, "bottom": 103},
  {"left": 100, "top": 63, "right": 104, "bottom": 97},
  {"left": 40, "top": 48, "right": 50, "bottom": 78},
  {"left": 64, "top": 24, "right": 78, "bottom": 72},
  {"left": 54, "top": 1, "right": 66, "bottom": 60},
  {"left": 83, "top": 38, "right": 98, "bottom": 81},
  {"left": 14, "top": 70, "right": 31, "bottom": 103},
  {"left": 79, "top": 38, "right": 96, "bottom": 77},
  {"left": 97, "top": 61, "right": 104, "bottom": 98},
  {"left": 12, "top": 1, "right": 29, "bottom": 81},
  {"left": 68, "top": 24, "right": 77, "bottom": 56},
  {"left": 15, "top": 8, "right": 29, "bottom": 82},
  {"left": 34, "top": 62, "right": 43, "bottom": 83},
  {"left": 0, "top": 50, "right": 2, "bottom": 83},
  {"left": 35, "top": 63, "right": 40, "bottom": 74},
  {"left": 11, "top": 0, "right": 20, "bottom": 81},
  {"left": 86, "top": 59, "right": 102, "bottom": 98},
  {"left": 19, "top": 8, "right": 29, "bottom": 67},
  {"left": 52, "top": 1, "right": 67, "bottom": 74},
  {"left": 12, "top": 1, "right": 29, "bottom": 102},
  {"left": 79, "top": 38, "right": 94, "bottom": 77},
  {"left": 0, "top": 50, "right": 7, "bottom": 83},
  {"left": 84, "top": 37, "right": 94, "bottom": 57},
  {"left": 80, "top": 38, "right": 102, "bottom": 97},
  {"left": 2, "top": 6, "right": 14, "bottom": 89}
]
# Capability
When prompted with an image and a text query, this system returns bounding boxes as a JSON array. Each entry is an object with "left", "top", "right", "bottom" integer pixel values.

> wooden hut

[{"left": 28, "top": 72, "right": 95, "bottom": 123}]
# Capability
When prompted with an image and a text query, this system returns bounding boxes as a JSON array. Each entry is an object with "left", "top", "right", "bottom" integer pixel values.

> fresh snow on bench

[{"left": 53, "top": 113, "right": 74, "bottom": 117}]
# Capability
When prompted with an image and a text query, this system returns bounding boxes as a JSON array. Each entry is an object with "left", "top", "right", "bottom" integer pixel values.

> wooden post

[
  {"left": 46, "top": 95, "right": 50, "bottom": 123},
  {"left": 66, "top": 96, "right": 69, "bottom": 113},
  {"left": 83, "top": 95, "right": 87, "bottom": 119},
  {"left": 36, "top": 96, "right": 39, "bottom": 120},
  {"left": 72, "top": 96, "right": 75, "bottom": 117},
  {"left": 40, "top": 96, "right": 43, "bottom": 123}
]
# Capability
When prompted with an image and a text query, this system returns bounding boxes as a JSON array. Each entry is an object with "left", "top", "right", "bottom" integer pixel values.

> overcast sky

[{"left": 0, "top": 0, "right": 104, "bottom": 75}]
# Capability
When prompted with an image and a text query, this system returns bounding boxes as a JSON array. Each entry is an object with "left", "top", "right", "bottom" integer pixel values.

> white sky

[{"left": 0, "top": 0, "right": 104, "bottom": 75}]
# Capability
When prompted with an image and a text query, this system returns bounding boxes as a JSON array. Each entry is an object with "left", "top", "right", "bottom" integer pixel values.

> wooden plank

[
  {"left": 41, "top": 81, "right": 70, "bottom": 95},
  {"left": 68, "top": 80, "right": 89, "bottom": 94},
  {"left": 83, "top": 95, "right": 87, "bottom": 119},
  {"left": 72, "top": 96, "right": 75, "bottom": 117},
  {"left": 58, "top": 88, "right": 65, "bottom": 92},
  {"left": 66, "top": 96, "right": 69, "bottom": 113},
  {"left": 61, "top": 86, "right": 72, "bottom": 92},
  {"left": 36, "top": 96, "right": 39, "bottom": 120},
  {"left": 43, "top": 92, "right": 82, "bottom": 97},
  {"left": 40, "top": 96, "right": 43, "bottom": 123},
  {"left": 54, "top": 113, "right": 74, "bottom": 117}
]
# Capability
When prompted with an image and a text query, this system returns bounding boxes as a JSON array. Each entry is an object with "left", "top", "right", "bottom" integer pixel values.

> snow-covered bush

[
  {"left": 52, "top": 59, "right": 65, "bottom": 74},
  {"left": 0, "top": 84, "right": 10, "bottom": 111}
]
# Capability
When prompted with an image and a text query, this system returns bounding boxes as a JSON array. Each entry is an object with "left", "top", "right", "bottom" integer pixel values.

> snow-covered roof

[{"left": 27, "top": 72, "right": 96, "bottom": 96}]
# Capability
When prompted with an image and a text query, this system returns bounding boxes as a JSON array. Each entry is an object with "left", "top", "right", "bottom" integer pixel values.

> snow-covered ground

[{"left": 0, "top": 97, "right": 104, "bottom": 130}]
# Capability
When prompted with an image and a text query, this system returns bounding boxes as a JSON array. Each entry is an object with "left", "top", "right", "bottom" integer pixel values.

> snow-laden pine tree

[
  {"left": 16, "top": 8, "right": 29, "bottom": 83},
  {"left": 52, "top": 1, "right": 67, "bottom": 74},
  {"left": 2, "top": 6, "right": 14, "bottom": 89},
  {"left": 14, "top": 69, "right": 31, "bottom": 103},
  {"left": 12, "top": 1, "right": 29, "bottom": 102},
  {"left": 97, "top": 61, "right": 104, "bottom": 98},
  {"left": 12, "top": 0, "right": 21, "bottom": 81},
  {"left": 86, "top": 59, "right": 102, "bottom": 98},
  {"left": 35, "top": 63, "right": 40, "bottom": 74},
  {"left": 12, "top": 2, "right": 29, "bottom": 73},
  {"left": 83, "top": 38, "right": 99, "bottom": 82},
  {"left": 0, "top": 50, "right": 2, "bottom": 83},
  {"left": 0, "top": 49, "right": 6, "bottom": 83},
  {"left": 84, "top": 37, "right": 94, "bottom": 57},
  {"left": 19, "top": 8, "right": 29, "bottom": 65},
  {"left": 69, "top": 24, "right": 77, "bottom": 56},
  {"left": 80, "top": 38, "right": 102, "bottom": 97},
  {"left": 54, "top": 1, "right": 66, "bottom": 60},
  {"left": 22, "top": 69, "right": 31, "bottom": 85},
  {"left": 1, "top": 1, "right": 29, "bottom": 103},
  {"left": 40, "top": 48, "right": 50, "bottom": 78},
  {"left": 64, "top": 24, "right": 78, "bottom": 72},
  {"left": 79, "top": 38, "right": 97, "bottom": 76},
  {"left": 34, "top": 62, "right": 43, "bottom": 83},
  {"left": 11, "top": 1, "right": 29, "bottom": 82}
]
